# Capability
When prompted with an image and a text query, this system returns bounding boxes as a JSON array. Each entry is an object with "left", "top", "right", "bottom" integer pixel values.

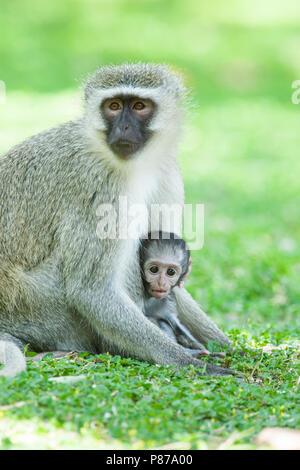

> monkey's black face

[{"left": 101, "top": 95, "right": 155, "bottom": 159}]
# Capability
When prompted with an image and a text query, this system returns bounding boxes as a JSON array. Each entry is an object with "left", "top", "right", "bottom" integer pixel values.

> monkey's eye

[
  {"left": 133, "top": 102, "right": 145, "bottom": 110},
  {"left": 109, "top": 102, "right": 121, "bottom": 111},
  {"left": 149, "top": 266, "right": 159, "bottom": 274},
  {"left": 167, "top": 268, "right": 176, "bottom": 276}
]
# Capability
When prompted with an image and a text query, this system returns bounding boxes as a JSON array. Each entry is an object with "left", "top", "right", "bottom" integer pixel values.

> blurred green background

[
  {"left": 0, "top": 0, "right": 299, "bottom": 335},
  {"left": 1, "top": 0, "right": 300, "bottom": 98}
]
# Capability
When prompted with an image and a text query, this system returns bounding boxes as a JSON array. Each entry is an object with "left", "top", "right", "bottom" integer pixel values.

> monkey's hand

[
  {"left": 185, "top": 347, "right": 226, "bottom": 359},
  {"left": 185, "top": 347, "right": 210, "bottom": 357},
  {"left": 210, "top": 351, "right": 226, "bottom": 358}
]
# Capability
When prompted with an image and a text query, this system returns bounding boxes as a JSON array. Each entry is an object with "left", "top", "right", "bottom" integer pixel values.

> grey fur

[
  {"left": 0, "top": 63, "right": 232, "bottom": 378},
  {"left": 144, "top": 293, "right": 209, "bottom": 356},
  {"left": 84, "top": 63, "right": 184, "bottom": 99},
  {"left": 140, "top": 233, "right": 208, "bottom": 354}
]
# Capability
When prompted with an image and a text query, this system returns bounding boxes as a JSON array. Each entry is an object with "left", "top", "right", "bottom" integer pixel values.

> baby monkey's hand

[{"left": 185, "top": 348, "right": 226, "bottom": 359}]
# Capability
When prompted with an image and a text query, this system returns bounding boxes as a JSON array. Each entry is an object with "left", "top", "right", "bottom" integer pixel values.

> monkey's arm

[
  {"left": 70, "top": 285, "right": 232, "bottom": 376},
  {"left": 157, "top": 320, "right": 177, "bottom": 342},
  {"left": 173, "top": 286, "right": 232, "bottom": 348}
]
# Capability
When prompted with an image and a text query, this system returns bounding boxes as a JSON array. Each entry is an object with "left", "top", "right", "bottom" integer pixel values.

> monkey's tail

[{"left": 0, "top": 340, "right": 26, "bottom": 377}]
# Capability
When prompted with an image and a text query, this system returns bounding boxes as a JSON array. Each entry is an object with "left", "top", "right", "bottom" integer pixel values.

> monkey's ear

[{"left": 178, "top": 259, "right": 192, "bottom": 288}]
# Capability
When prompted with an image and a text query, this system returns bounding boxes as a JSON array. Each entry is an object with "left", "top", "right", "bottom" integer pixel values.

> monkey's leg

[
  {"left": 175, "top": 332, "right": 226, "bottom": 358},
  {"left": 174, "top": 287, "right": 232, "bottom": 348},
  {"left": 158, "top": 320, "right": 177, "bottom": 342},
  {"left": 158, "top": 321, "right": 218, "bottom": 358},
  {"left": 156, "top": 321, "right": 211, "bottom": 359},
  {"left": 72, "top": 286, "right": 234, "bottom": 377},
  {"left": 166, "top": 315, "right": 211, "bottom": 355},
  {"left": 154, "top": 320, "right": 225, "bottom": 361},
  {"left": 155, "top": 314, "right": 224, "bottom": 359},
  {"left": 146, "top": 317, "right": 177, "bottom": 342},
  {"left": 0, "top": 333, "right": 26, "bottom": 377}
]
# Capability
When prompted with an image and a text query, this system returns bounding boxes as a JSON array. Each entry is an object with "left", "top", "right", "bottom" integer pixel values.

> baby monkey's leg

[
  {"left": 159, "top": 320, "right": 211, "bottom": 357},
  {"left": 173, "top": 321, "right": 226, "bottom": 358},
  {"left": 153, "top": 316, "right": 225, "bottom": 359},
  {"left": 161, "top": 315, "right": 210, "bottom": 356},
  {"left": 159, "top": 320, "right": 178, "bottom": 342}
]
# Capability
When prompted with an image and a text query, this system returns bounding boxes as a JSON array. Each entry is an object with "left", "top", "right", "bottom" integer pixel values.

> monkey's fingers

[
  {"left": 185, "top": 347, "right": 210, "bottom": 358},
  {"left": 210, "top": 352, "right": 226, "bottom": 358},
  {"left": 198, "top": 349, "right": 210, "bottom": 356},
  {"left": 188, "top": 349, "right": 226, "bottom": 359}
]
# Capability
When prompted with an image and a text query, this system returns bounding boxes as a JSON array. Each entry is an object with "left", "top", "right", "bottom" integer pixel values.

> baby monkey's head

[{"left": 139, "top": 232, "right": 191, "bottom": 299}]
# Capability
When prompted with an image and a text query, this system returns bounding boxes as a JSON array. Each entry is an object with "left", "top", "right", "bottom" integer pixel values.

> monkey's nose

[
  {"left": 111, "top": 125, "right": 133, "bottom": 142},
  {"left": 116, "top": 125, "right": 129, "bottom": 137},
  {"left": 157, "top": 277, "right": 168, "bottom": 290}
]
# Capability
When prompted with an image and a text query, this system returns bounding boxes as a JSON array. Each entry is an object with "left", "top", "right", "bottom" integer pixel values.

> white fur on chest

[
  {"left": 114, "top": 158, "right": 162, "bottom": 287},
  {"left": 126, "top": 163, "right": 159, "bottom": 205}
]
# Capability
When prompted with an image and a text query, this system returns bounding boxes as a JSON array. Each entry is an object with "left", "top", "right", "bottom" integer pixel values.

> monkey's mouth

[
  {"left": 110, "top": 140, "right": 141, "bottom": 159},
  {"left": 151, "top": 289, "right": 169, "bottom": 299}
]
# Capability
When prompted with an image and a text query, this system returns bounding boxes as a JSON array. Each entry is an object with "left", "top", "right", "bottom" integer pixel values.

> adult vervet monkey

[{"left": 0, "top": 64, "right": 232, "bottom": 377}]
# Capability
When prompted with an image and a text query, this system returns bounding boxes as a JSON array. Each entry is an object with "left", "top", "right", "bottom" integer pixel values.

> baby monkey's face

[{"left": 144, "top": 258, "right": 182, "bottom": 299}]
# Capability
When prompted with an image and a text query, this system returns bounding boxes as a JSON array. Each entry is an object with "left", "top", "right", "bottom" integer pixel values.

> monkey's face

[
  {"left": 143, "top": 259, "right": 182, "bottom": 299},
  {"left": 101, "top": 95, "right": 155, "bottom": 159}
]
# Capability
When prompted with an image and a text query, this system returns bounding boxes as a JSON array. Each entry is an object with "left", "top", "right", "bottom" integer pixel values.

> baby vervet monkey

[{"left": 139, "top": 232, "right": 226, "bottom": 359}]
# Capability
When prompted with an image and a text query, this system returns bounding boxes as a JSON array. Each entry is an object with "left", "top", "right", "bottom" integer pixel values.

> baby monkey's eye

[
  {"left": 167, "top": 268, "right": 176, "bottom": 276},
  {"left": 109, "top": 102, "right": 121, "bottom": 111},
  {"left": 133, "top": 102, "right": 145, "bottom": 110},
  {"left": 149, "top": 266, "right": 159, "bottom": 274}
]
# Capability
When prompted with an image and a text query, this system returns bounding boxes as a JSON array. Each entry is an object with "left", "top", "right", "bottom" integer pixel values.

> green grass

[
  {"left": 0, "top": 346, "right": 298, "bottom": 450},
  {"left": 0, "top": 0, "right": 299, "bottom": 450}
]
